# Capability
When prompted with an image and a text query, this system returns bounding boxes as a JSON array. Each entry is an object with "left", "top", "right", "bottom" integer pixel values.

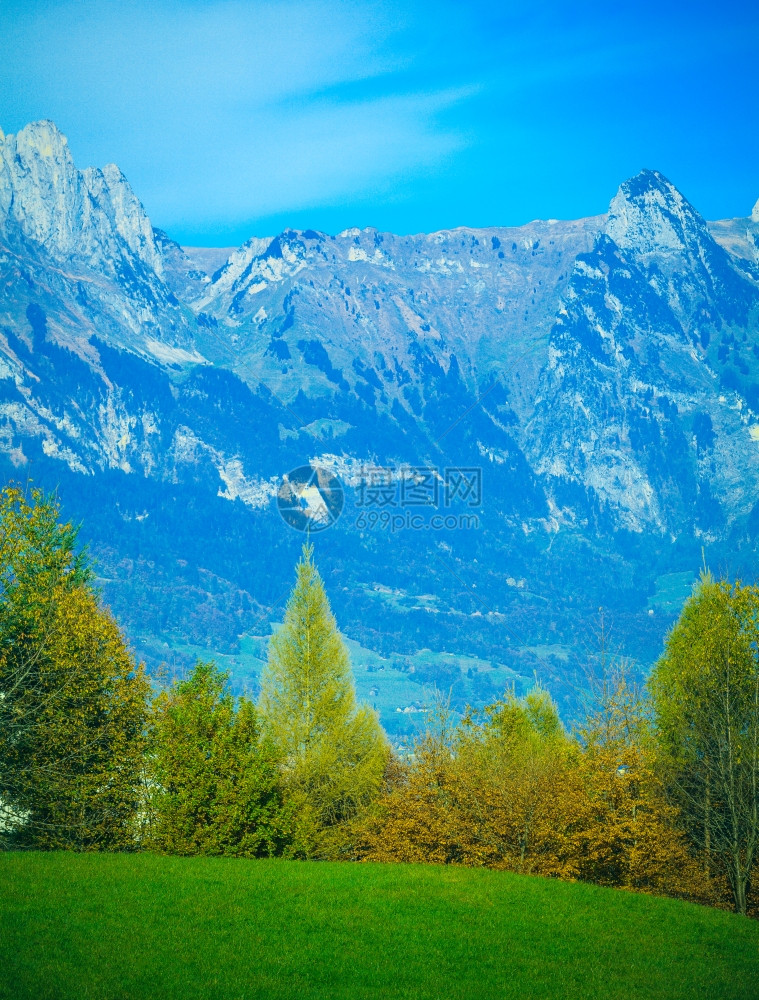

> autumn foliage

[
  {"left": 356, "top": 684, "right": 708, "bottom": 905},
  {"left": 1, "top": 485, "right": 756, "bottom": 916}
]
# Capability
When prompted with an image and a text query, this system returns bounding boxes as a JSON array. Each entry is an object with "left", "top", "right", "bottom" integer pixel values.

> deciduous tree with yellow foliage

[
  {"left": 0, "top": 485, "right": 149, "bottom": 849},
  {"left": 575, "top": 669, "right": 702, "bottom": 899},
  {"left": 359, "top": 689, "right": 587, "bottom": 876},
  {"left": 359, "top": 681, "right": 702, "bottom": 902}
]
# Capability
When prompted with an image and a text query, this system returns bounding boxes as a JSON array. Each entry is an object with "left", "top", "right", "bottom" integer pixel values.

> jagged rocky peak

[
  {"left": 0, "top": 119, "right": 162, "bottom": 276},
  {"left": 752, "top": 198, "right": 759, "bottom": 224},
  {"left": 82, "top": 161, "right": 163, "bottom": 275},
  {"left": 0, "top": 120, "right": 80, "bottom": 248},
  {"left": 605, "top": 168, "right": 710, "bottom": 254}
]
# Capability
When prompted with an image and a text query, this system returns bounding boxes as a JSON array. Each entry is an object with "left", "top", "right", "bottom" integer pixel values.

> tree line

[{"left": 0, "top": 485, "right": 757, "bottom": 916}]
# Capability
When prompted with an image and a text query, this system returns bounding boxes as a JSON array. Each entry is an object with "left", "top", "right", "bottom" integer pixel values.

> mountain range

[{"left": 2, "top": 119, "right": 758, "bottom": 731}]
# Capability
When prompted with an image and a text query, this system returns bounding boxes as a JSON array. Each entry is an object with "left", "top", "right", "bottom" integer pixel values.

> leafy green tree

[
  {"left": 148, "top": 660, "right": 289, "bottom": 857},
  {"left": 0, "top": 485, "right": 149, "bottom": 849},
  {"left": 649, "top": 573, "right": 759, "bottom": 914},
  {"left": 259, "top": 543, "right": 387, "bottom": 854}
]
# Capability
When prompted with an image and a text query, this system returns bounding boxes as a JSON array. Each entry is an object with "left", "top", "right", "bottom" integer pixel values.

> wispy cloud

[
  {"left": 1, "top": 0, "right": 757, "bottom": 241},
  {"left": 153, "top": 85, "right": 478, "bottom": 224},
  {"left": 0, "top": 0, "right": 478, "bottom": 236}
]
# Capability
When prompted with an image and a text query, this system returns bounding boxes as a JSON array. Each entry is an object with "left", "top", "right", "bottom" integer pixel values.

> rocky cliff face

[
  {"left": 0, "top": 121, "right": 160, "bottom": 274},
  {"left": 0, "top": 121, "right": 196, "bottom": 355},
  {"left": 528, "top": 171, "right": 759, "bottom": 535},
  {"left": 1, "top": 119, "right": 758, "bottom": 718},
  {"left": 191, "top": 217, "right": 603, "bottom": 425}
]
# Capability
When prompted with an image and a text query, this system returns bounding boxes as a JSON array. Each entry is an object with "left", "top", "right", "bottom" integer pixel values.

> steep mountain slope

[
  {"left": 529, "top": 172, "right": 759, "bottom": 535},
  {"left": 1, "top": 119, "right": 758, "bottom": 726},
  {"left": 708, "top": 199, "right": 759, "bottom": 264}
]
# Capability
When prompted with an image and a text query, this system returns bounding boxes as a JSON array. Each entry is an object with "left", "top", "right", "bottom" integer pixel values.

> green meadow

[{"left": 1, "top": 853, "right": 757, "bottom": 1000}]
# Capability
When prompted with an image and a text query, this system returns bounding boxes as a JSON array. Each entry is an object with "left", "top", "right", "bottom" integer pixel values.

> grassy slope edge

[{"left": 1, "top": 853, "right": 757, "bottom": 1000}]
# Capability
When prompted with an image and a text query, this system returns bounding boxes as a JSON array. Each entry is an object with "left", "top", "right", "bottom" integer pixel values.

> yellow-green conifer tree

[{"left": 259, "top": 543, "right": 387, "bottom": 854}]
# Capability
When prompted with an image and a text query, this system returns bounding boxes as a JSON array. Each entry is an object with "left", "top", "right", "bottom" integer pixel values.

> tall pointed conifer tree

[{"left": 259, "top": 543, "right": 387, "bottom": 849}]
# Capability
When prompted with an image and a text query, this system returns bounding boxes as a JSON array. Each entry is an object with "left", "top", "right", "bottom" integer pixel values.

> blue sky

[{"left": 1, "top": 0, "right": 757, "bottom": 245}]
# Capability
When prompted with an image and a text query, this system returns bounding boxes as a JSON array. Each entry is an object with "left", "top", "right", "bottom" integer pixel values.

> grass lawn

[{"left": 1, "top": 853, "right": 757, "bottom": 999}]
